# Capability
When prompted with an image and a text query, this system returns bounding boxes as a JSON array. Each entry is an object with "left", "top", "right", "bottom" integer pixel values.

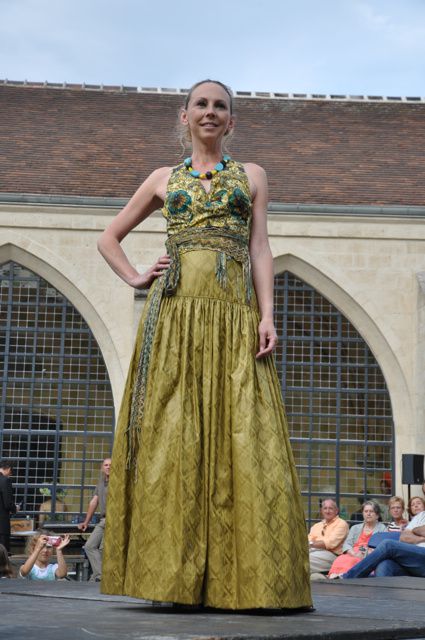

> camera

[{"left": 46, "top": 536, "right": 61, "bottom": 547}]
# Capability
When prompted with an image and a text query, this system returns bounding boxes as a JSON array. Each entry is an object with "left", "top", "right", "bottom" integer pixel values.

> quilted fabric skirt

[{"left": 101, "top": 250, "right": 312, "bottom": 609}]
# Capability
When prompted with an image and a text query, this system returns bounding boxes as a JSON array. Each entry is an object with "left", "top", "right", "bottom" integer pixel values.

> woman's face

[
  {"left": 389, "top": 502, "right": 404, "bottom": 520},
  {"left": 410, "top": 497, "right": 425, "bottom": 515},
  {"left": 181, "top": 82, "right": 234, "bottom": 146},
  {"left": 363, "top": 504, "right": 378, "bottom": 524}
]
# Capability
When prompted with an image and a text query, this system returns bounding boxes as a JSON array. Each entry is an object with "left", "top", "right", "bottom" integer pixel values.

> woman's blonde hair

[
  {"left": 388, "top": 496, "right": 405, "bottom": 510},
  {"left": 177, "top": 79, "right": 235, "bottom": 155}
]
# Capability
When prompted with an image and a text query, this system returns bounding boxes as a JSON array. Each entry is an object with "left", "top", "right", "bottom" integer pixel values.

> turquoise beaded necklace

[{"left": 184, "top": 154, "right": 231, "bottom": 179}]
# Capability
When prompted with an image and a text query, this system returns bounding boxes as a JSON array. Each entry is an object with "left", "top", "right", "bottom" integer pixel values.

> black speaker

[{"left": 402, "top": 454, "right": 424, "bottom": 485}]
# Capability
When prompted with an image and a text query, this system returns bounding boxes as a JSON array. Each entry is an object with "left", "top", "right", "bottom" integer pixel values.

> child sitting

[{"left": 19, "top": 529, "right": 70, "bottom": 580}]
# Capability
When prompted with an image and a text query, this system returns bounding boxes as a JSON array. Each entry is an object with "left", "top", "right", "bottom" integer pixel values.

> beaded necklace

[{"left": 184, "top": 154, "right": 231, "bottom": 180}]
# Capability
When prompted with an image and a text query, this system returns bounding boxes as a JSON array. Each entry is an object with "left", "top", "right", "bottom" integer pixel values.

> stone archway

[
  {"left": 0, "top": 239, "right": 124, "bottom": 412},
  {"left": 0, "top": 258, "right": 114, "bottom": 522},
  {"left": 272, "top": 256, "right": 407, "bottom": 524}
]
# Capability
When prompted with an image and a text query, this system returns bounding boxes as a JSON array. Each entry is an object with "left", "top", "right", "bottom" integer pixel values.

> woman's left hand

[
  {"left": 256, "top": 318, "right": 278, "bottom": 359},
  {"left": 57, "top": 534, "right": 70, "bottom": 551}
]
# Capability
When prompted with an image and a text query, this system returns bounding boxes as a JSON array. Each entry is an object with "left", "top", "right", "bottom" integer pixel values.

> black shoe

[{"left": 172, "top": 603, "right": 203, "bottom": 612}]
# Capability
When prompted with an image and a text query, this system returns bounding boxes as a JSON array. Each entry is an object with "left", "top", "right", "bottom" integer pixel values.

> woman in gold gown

[{"left": 99, "top": 80, "right": 312, "bottom": 610}]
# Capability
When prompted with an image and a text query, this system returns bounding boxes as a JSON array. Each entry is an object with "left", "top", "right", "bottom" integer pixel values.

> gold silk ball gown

[{"left": 101, "top": 159, "right": 312, "bottom": 610}]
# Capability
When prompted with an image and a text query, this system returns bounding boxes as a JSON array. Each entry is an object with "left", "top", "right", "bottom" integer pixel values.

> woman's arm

[
  {"left": 400, "top": 528, "right": 425, "bottom": 544},
  {"left": 245, "top": 163, "right": 277, "bottom": 359},
  {"left": 97, "top": 167, "right": 171, "bottom": 288},
  {"left": 342, "top": 524, "right": 359, "bottom": 553},
  {"left": 55, "top": 534, "right": 70, "bottom": 578}
]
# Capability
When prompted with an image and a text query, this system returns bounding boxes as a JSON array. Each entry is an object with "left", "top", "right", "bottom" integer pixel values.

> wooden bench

[{"left": 10, "top": 553, "right": 90, "bottom": 581}]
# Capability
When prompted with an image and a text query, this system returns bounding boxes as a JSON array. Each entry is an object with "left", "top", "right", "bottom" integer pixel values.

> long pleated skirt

[{"left": 101, "top": 250, "right": 312, "bottom": 609}]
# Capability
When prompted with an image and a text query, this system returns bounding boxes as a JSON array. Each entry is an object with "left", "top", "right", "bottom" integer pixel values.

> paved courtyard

[{"left": 1, "top": 577, "right": 425, "bottom": 640}]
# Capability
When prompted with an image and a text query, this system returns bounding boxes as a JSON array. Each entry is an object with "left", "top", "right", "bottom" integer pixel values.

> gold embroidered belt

[{"left": 126, "top": 227, "right": 252, "bottom": 468}]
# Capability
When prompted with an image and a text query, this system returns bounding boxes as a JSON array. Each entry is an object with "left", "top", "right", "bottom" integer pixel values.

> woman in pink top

[{"left": 328, "top": 501, "right": 386, "bottom": 578}]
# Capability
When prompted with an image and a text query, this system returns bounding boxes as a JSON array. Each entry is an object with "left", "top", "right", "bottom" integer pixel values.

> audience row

[
  {"left": 2, "top": 495, "right": 424, "bottom": 582},
  {"left": 309, "top": 496, "right": 425, "bottom": 580}
]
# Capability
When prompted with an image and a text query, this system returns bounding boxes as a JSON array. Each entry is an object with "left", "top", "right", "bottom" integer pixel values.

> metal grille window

[
  {"left": 0, "top": 261, "right": 114, "bottom": 523},
  {"left": 274, "top": 272, "right": 394, "bottom": 525}
]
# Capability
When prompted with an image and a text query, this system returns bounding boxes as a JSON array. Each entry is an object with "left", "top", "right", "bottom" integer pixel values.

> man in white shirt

[{"left": 343, "top": 507, "right": 425, "bottom": 578}]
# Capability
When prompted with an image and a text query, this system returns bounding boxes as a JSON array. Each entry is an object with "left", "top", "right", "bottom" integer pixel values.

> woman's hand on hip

[{"left": 128, "top": 255, "right": 171, "bottom": 289}]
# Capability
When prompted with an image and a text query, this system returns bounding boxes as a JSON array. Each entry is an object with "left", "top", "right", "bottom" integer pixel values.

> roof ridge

[{"left": 1, "top": 79, "right": 424, "bottom": 104}]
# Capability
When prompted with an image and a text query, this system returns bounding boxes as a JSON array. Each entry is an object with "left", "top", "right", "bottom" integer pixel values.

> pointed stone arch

[
  {"left": 0, "top": 239, "right": 124, "bottom": 408},
  {"left": 273, "top": 253, "right": 409, "bottom": 522},
  {"left": 0, "top": 254, "right": 115, "bottom": 519},
  {"left": 273, "top": 253, "right": 411, "bottom": 436}
]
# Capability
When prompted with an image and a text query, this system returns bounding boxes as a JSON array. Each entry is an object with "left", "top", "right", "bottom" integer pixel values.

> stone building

[{"left": 1, "top": 81, "right": 424, "bottom": 524}]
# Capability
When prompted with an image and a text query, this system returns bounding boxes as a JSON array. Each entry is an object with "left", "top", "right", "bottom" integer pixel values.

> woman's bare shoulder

[
  {"left": 242, "top": 163, "right": 267, "bottom": 202},
  {"left": 153, "top": 165, "right": 177, "bottom": 175},
  {"left": 148, "top": 166, "right": 175, "bottom": 201},
  {"left": 149, "top": 166, "right": 174, "bottom": 182},
  {"left": 242, "top": 162, "right": 267, "bottom": 178}
]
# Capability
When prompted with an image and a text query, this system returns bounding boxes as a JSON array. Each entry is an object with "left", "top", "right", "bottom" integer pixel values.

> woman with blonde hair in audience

[{"left": 386, "top": 496, "right": 408, "bottom": 531}]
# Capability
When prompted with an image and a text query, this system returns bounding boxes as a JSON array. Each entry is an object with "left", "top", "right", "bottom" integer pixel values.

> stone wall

[{"left": 1, "top": 202, "right": 424, "bottom": 494}]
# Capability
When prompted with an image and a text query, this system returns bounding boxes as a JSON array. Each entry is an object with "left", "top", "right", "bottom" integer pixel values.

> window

[
  {"left": 0, "top": 261, "right": 114, "bottom": 523},
  {"left": 274, "top": 272, "right": 394, "bottom": 525}
]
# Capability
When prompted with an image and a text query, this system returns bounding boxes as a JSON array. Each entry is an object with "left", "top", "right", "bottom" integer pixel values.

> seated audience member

[
  {"left": 343, "top": 503, "right": 425, "bottom": 578},
  {"left": 386, "top": 496, "right": 408, "bottom": 531},
  {"left": 77, "top": 458, "right": 110, "bottom": 582},
  {"left": 308, "top": 498, "right": 349, "bottom": 575},
  {"left": 328, "top": 500, "right": 386, "bottom": 578},
  {"left": 407, "top": 496, "right": 425, "bottom": 519},
  {"left": 0, "top": 543, "right": 14, "bottom": 578},
  {"left": 19, "top": 529, "right": 70, "bottom": 580}
]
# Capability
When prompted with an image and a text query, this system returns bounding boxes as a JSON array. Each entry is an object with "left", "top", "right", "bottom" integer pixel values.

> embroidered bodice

[
  {"left": 128, "top": 160, "right": 254, "bottom": 464},
  {"left": 162, "top": 159, "right": 252, "bottom": 240}
]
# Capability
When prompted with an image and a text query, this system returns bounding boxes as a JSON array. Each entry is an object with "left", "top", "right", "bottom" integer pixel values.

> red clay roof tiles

[{"left": 0, "top": 85, "right": 424, "bottom": 205}]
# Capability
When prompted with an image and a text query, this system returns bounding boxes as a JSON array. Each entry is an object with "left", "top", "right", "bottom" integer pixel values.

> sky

[{"left": 1, "top": 0, "right": 424, "bottom": 97}]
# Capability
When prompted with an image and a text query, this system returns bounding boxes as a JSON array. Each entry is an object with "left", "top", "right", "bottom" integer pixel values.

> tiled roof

[{"left": 1, "top": 83, "right": 424, "bottom": 205}]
